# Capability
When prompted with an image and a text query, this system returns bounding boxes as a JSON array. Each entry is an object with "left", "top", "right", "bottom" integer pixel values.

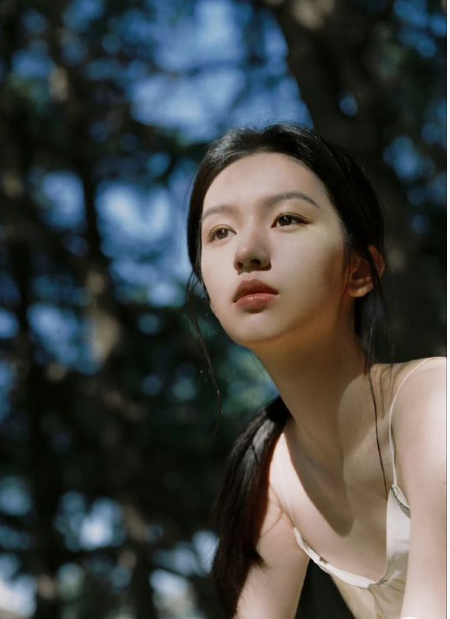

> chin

[
  {"left": 216, "top": 307, "right": 311, "bottom": 348},
  {"left": 225, "top": 325, "right": 291, "bottom": 349}
]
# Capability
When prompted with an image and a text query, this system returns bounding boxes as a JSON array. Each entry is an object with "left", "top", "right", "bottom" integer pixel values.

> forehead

[{"left": 203, "top": 152, "right": 329, "bottom": 208}]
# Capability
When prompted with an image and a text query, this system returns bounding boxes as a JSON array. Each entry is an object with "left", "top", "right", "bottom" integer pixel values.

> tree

[{"left": 0, "top": 0, "right": 445, "bottom": 618}]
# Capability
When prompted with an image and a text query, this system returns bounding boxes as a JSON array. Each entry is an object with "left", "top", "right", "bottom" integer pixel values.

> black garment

[{"left": 296, "top": 561, "right": 355, "bottom": 619}]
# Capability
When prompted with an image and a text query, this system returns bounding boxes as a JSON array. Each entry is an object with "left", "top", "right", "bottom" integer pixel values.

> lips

[{"left": 233, "top": 279, "right": 279, "bottom": 302}]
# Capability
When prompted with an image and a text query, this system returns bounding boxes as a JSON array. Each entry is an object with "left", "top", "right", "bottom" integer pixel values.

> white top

[{"left": 276, "top": 357, "right": 436, "bottom": 619}]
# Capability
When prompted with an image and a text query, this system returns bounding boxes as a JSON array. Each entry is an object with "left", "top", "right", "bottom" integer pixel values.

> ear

[{"left": 346, "top": 245, "right": 386, "bottom": 298}]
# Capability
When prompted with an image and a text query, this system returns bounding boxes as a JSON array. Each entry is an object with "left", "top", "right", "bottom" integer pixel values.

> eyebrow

[{"left": 201, "top": 190, "right": 321, "bottom": 225}]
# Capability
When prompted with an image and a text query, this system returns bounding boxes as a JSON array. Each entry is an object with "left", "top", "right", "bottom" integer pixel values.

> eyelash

[{"left": 207, "top": 214, "right": 307, "bottom": 242}]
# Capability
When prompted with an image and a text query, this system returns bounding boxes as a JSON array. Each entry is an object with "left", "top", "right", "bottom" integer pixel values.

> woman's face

[{"left": 199, "top": 152, "right": 353, "bottom": 351}]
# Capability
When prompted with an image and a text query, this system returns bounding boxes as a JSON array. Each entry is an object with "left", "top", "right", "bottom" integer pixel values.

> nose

[{"left": 233, "top": 229, "right": 270, "bottom": 272}]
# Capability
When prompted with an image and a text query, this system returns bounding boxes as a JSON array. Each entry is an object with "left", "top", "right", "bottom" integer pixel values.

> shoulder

[
  {"left": 387, "top": 355, "right": 446, "bottom": 394},
  {"left": 266, "top": 423, "right": 300, "bottom": 527},
  {"left": 390, "top": 356, "right": 446, "bottom": 505},
  {"left": 267, "top": 429, "right": 289, "bottom": 511},
  {"left": 391, "top": 355, "right": 446, "bottom": 426},
  {"left": 393, "top": 356, "right": 447, "bottom": 617},
  {"left": 397, "top": 354, "right": 446, "bottom": 380}
]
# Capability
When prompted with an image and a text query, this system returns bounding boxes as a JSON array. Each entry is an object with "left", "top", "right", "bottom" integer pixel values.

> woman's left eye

[{"left": 275, "top": 214, "right": 305, "bottom": 227}]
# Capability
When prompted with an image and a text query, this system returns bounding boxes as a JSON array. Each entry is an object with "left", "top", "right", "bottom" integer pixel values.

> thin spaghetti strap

[
  {"left": 275, "top": 433, "right": 296, "bottom": 526},
  {"left": 388, "top": 357, "right": 437, "bottom": 485}
]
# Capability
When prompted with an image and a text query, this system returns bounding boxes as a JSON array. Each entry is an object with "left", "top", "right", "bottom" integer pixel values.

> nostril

[{"left": 235, "top": 250, "right": 270, "bottom": 272}]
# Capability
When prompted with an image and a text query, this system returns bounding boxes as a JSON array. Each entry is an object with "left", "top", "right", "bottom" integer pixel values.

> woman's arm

[
  {"left": 393, "top": 357, "right": 446, "bottom": 619},
  {"left": 235, "top": 480, "right": 310, "bottom": 619}
]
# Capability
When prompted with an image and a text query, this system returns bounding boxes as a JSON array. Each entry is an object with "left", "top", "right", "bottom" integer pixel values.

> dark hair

[{"left": 185, "top": 123, "right": 395, "bottom": 617}]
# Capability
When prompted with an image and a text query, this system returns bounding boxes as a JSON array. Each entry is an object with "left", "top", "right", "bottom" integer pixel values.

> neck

[{"left": 251, "top": 324, "right": 377, "bottom": 473}]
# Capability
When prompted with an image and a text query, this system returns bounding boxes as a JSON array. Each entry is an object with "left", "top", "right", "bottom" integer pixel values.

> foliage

[{"left": 0, "top": 0, "right": 445, "bottom": 617}]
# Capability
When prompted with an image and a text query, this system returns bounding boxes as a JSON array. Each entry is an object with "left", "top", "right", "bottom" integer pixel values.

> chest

[{"left": 271, "top": 414, "right": 401, "bottom": 582}]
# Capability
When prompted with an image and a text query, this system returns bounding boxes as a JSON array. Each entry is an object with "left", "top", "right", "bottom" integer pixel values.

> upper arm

[
  {"left": 235, "top": 450, "right": 310, "bottom": 619},
  {"left": 393, "top": 357, "right": 446, "bottom": 619}
]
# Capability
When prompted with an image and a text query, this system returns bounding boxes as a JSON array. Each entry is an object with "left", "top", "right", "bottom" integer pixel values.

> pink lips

[{"left": 233, "top": 279, "right": 279, "bottom": 304}]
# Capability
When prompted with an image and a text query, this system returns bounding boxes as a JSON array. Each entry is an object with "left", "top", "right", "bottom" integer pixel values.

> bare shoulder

[
  {"left": 377, "top": 355, "right": 445, "bottom": 412},
  {"left": 389, "top": 356, "right": 446, "bottom": 500},
  {"left": 234, "top": 429, "right": 309, "bottom": 619},
  {"left": 392, "top": 356, "right": 446, "bottom": 617},
  {"left": 396, "top": 354, "right": 446, "bottom": 377},
  {"left": 390, "top": 354, "right": 446, "bottom": 426},
  {"left": 266, "top": 423, "right": 301, "bottom": 526},
  {"left": 379, "top": 354, "right": 445, "bottom": 387},
  {"left": 391, "top": 355, "right": 446, "bottom": 414},
  {"left": 266, "top": 429, "right": 291, "bottom": 521}
]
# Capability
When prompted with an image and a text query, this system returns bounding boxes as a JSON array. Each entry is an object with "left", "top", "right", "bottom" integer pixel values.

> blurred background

[{"left": 0, "top": 0, "right": 446, "bottom": 618}]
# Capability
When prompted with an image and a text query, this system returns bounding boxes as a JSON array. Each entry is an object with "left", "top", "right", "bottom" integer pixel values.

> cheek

[
  {"left": 199, "top": 255, "right": 219, "bottom": 303},
  {"left": 284, "top": 231, "right": 345, "bottom": 278},
  {"left": 287, "top": 252, "right": 347, "bottom": 311},
  {"left": 200, "top": 240, "right": 234, "bottom": 287}
]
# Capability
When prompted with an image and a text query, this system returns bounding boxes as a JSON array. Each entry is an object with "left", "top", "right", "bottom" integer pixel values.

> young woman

[{"left": 185, "top": 124, "right": 446, "bottom": 619}]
